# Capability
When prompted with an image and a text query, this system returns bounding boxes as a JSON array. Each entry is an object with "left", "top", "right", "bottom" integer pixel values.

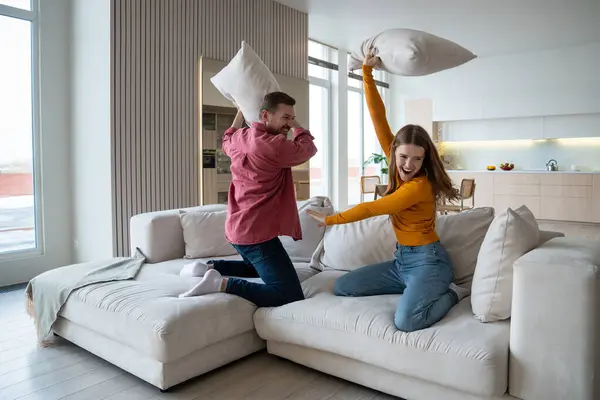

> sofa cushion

[
  {"left": 254, "top": 271, "right": 510, "bottom": 397},
  {"left": 210, "top": 41, "right": 280, "bottom": 123},
  {"left": 280, "top": 196, "right": 334, "bottom": 262},
  {"left": 435, "top": 207, "right": 495, "bottom": 286},
  {"left": 311, "top": 207, "right": 495, "bottom": 287},
  {"left": 471, "top": 205, "right": 540, "bottom": 322},
  {"left": 130, "top": 204, "right": 227, "bottom": 263},
  {"left": 179, "top": 209, "right": 237, "bottom": 258},
  {"left": 348, "top": 28, "right": 477, "bottom": 76},
  {"left": 59, "top": 258, "right": 317, "bottom": 364},
  {"left": 313, "top": 215, "right": 397, "bottom": 272}
]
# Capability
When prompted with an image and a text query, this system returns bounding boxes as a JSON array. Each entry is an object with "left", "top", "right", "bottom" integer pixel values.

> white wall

[
  {"left": 70, "top": 0, "right": 113, "bottom": 262},
  {"left": 0, "top": 0, "right": 73, "bottom": 286},
  {"left": 391, "top": 41, "right": 600, "bottom": 127}
]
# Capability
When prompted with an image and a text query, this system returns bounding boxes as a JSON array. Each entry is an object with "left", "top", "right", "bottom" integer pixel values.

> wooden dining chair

[
  {"left": 438, "top": 178, "right": 476, "bottom": 215},
  {"left": 360, "top": 175, "right": 381, "bottom": 200}
]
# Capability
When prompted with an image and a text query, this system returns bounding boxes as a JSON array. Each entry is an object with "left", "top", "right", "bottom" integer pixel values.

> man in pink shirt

[{"left": 179, "top": 92, "right": 317, "bottom": 307}]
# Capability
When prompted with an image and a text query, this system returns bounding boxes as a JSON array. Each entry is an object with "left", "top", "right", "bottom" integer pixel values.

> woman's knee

[
  {"left": 333, "top": 275, "right": 357, "bottom": 296},
  {"left": 394, "top": 308, "right": 427, "bottom": 332}
]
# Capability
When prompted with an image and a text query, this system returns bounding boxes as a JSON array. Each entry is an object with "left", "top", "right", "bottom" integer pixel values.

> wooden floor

[{"left": 0, "top": 286, "right": 400, "bottom": 400}]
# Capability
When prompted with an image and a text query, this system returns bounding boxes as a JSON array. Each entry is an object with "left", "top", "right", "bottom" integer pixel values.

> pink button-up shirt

[{"left": 222, "top": 122, "right": 317, "bottom": 245}]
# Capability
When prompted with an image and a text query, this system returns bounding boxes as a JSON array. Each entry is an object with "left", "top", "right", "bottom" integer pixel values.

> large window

[
  {"left": 308, "top": 40, "right": 336, "bottom": 198},
  {"left": 0, "top": 1, "right": 40, "bottom": 256},
  {"left": 347, "top": 54, "right": 389, "bottom": 205}
]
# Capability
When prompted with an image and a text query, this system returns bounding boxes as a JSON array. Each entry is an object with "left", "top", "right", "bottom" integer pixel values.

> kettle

[{"left": 546, "top": 159, "right": 558, "bottom": 171}]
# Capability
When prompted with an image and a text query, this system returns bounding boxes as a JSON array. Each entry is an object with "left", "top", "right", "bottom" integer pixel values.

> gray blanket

[{"left": 25, "top": 249, "right": 145, "bottom": 346}]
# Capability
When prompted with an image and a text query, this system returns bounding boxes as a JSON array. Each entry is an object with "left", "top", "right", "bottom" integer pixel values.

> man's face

[{"left": 261, "top": 104, "right": 295, "bottom": 136}]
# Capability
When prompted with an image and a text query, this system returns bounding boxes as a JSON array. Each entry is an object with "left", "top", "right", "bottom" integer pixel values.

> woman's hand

[
  {"left": 363, "top": 47, "right": 381, "bottom": 68},
  {"left": 306, "top": 209, "right": 327, "bottom": 227}
]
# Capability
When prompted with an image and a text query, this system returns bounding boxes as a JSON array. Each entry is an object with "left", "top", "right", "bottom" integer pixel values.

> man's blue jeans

[
  {"left": 333, "top": 241, "right": 458, "bottom": 332},
  {"left": 210, "top": 237, "right": 304, "bottom": 308}
]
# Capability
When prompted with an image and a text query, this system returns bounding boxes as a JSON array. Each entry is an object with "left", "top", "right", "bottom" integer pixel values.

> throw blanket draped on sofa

[{"left": 25, "top": 249, "right": 145, "bottom": 346}]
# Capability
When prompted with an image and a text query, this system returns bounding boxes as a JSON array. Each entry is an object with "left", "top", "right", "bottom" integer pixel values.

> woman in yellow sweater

[{"left": 308, "top": 52, "right": 468, "bottom": 332}]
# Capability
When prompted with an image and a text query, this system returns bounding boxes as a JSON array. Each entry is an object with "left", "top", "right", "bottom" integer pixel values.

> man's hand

[
  {"left": 231, "top": 109, "right": 245, "bottom": 129},
  {"left": 363, "top": 47, "right": 381, "bottom": 68}
]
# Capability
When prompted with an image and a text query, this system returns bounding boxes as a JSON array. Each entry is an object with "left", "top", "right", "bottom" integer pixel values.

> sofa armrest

[
  {"left": 129, "top": 204, "right": 226, "bottom": 263},
  {"left": 509, "top": 237, "right": 600, "bottom": 400},
  {"left": 537, "top": 229, "right": 564, "bottom": 246}
]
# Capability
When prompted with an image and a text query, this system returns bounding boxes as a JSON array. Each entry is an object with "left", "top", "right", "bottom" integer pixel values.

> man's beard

[{"left": 266, "top": 125, "right": 289, "bottom": 136}]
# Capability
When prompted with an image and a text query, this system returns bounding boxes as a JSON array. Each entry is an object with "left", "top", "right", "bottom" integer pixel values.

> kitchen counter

[
  {"left": 446, "top": 170, "right": 600, "bottom": 223},
  {"left": 446, "top": 169, "right": 600, "bottom": 174}
]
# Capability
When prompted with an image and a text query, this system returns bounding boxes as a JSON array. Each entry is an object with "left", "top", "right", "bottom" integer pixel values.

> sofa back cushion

[
  {"left": 435, "top": 207, "right": 496, "bottom": 285},
  {"left": 130, "top": 204, "right": 227, "bottom": 263},
  {"left": 180, "top": 209, "right": 238, "bottom": 259},
  {"left": 471, "top": 205, "right": 540, "bottom": 322},
  {"left": 312, "top": 207, "right": 495, "bottom": 286},
  {"left": 280, "top": 196, "right": 334, "bottom": 262},
  {"left": 315, "top": 215, "right": 397, "bottom": 272}
]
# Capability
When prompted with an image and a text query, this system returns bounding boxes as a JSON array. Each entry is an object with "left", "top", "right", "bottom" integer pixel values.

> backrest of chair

[
  {"left": 460, "top": 179, "right": 476, "bottom": 199},
  {"left": 360, "top": 175, "right": 381, "bottom": 194}
]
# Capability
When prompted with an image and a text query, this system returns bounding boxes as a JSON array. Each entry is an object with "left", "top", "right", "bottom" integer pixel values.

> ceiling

[{"left": 276, "top": 0, "right": 600, "bottom": 57}]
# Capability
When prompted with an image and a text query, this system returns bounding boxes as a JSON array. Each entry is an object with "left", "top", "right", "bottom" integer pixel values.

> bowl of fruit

[
  {"left": 499, "top": 163, "right": 514, "bottom": 171},
  {"left": 486, "top": 165, "right": 496, "bottom": 171}
]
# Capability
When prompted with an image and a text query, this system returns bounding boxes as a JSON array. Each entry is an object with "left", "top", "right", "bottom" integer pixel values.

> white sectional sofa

[{"left": 52, "top": 198, "right": 600, "bottom": 400}]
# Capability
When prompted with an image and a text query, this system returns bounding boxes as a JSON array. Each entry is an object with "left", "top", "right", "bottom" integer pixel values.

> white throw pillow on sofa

[
  {"left": 348, "top": 28, "right": 476, "bottom": 76},
  {"left": 179, "top": 210, "right": 237, "bottom": 259},
  {"left": 279, "top": 197, "right": 335, "bottom": 262},
  {"left": 471, "top": 205, "right": 540, "bottom": 322},
  {"left": 210, "top": 41, "right": 281, "bottom": 123},
  {"left": 435, "top": 207, "right": 495, "bottom": 286},
  {"left": 313, "top": 215, "right": 398, "bottom": 272}
]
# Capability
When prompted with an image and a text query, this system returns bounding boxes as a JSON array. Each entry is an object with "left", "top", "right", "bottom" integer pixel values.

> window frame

[
  {"left": 307, "top": 39, "right": 336, "bottom": 199},
  {"left": 308, "top": 76, "right": 332, "bottom": 198},
  {"left": 0, "top": 0, "right": 44, "bottom": 261},
  {"left": 346, "top": 60, "right": 390, "bottom": 205}
]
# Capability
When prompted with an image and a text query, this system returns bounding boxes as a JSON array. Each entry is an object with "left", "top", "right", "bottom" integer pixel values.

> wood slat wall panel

[{"left": 111, "top": 0, "right": 307, "bottom": 255}]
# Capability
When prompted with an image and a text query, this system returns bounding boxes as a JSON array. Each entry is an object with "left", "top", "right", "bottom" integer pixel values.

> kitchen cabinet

[
  {"left": 593, "top": 175, "right": 600, "bottom": 223},
  {"left": 438, "top": 118, "right": 543, "bottom": 142},
  {"left": 542, "top": 114, "right": 600, "bottom": 139},
  {"left": 447, "top": 171, "right": 600, "bottom": 224}
]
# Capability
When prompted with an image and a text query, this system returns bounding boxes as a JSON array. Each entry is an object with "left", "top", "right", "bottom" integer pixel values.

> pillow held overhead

[
  {"left": 349, "top": 28, "right": 476, "bottom": 76},
  {"left": 210, "top": 41, "right": 281, "bottom": 123}
]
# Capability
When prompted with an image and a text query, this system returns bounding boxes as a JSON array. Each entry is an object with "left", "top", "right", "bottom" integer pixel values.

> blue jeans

[
  {"left": 210, "top": 237, "right": 305, "bottom": 308},
  {"left": 333, "top": 241, "right": 458, "bottom": 332}
]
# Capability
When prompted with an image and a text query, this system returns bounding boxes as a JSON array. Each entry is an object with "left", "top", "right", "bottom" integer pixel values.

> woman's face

[{"left": 395, "top": 144, "right": 425, "bottom": 182}]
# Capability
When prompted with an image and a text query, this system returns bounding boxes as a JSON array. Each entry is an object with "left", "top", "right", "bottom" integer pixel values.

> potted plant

[{"left": 364, "top": 153, "right": 389, "bottom": 184}]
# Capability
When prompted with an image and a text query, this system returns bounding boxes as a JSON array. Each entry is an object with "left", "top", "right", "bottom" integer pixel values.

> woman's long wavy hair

[{"left": 386, "top": 124, "right": 460, "bottom": 204}]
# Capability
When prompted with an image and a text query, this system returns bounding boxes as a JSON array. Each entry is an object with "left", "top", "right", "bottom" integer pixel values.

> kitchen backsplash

[{"left": 441, "top": 138, "right": 600, "bottom": 171}]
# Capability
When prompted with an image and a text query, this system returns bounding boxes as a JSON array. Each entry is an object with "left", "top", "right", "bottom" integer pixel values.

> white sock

[
  {"left": 449, "top": 283, "right": 470, "bottom": 302},
  {"left": 179, "top": 261, "right": 211, "bottom": 277},
  {"left": 179, "top": 269, "right": 223, "bottom": 298}
]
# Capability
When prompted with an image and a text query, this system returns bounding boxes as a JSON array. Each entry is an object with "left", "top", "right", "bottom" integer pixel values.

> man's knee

[{"left": 271, "top": 286, "right": 304, "bottom": 307}]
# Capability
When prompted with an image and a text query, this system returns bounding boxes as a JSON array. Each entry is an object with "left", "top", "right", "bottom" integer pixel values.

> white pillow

[
  {"left": 279, "top": 197, "right": 335, "bottom": 262},
  {"left": 349, "top": 28, "right": 476, "bottom": 76},
  {"left": 179, "top": 210, "right": 237, "bottom": 259},
  {"left": 314, "top": 215, "right": 397, "bottom": 272},
  {"left": 210, "top": 41, "right": 281, "bottom": 123},
  {"left": 435, "top": 207, "right": 495, "bottom": 286},
  {"left": 471, "top": 205, "right": 540, "bottom": 322}
]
